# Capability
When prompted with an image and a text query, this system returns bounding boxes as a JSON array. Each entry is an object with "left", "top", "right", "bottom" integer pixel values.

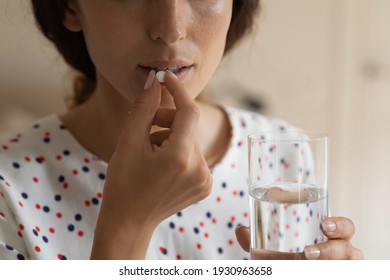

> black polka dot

[
  {"left": 98, "top": 173, "right": 106, "bottom": 180},
  {"left": 58, "top": 175, "right": 65, "bottom": 183},
  {"left": 5, "top": 244, "right": 14, "bottom": 251},
  {"left": 169, "top": 222, "right": 175, "bottom": 229},
  {"left": 67, "top": 224, "right": 75, "bottom": 232},
  {"left": 82, "top": 166, "right": 89, "bottom": 172},
  {"left": 12, "top": 162, "right": 20, "bottom": 169},
  {"left": 75, "top": 214, "right": 82, "bottom": 221},
  {"left": 42, "top": 236, "right": 49, "bottom": 243},
  {"left": 91, "top": 198, "right": 99, "bottom": 205},
  {"left": 63, "top": 150, "right": 70, "bottom": 156},
  {"left": 17, "top": 254, "right": 25, "bottom": 260},
  {"left": 21, "top": 193, "right": 28, "bottom": 199},
  {"left": 43, "top": 206, "right": 50, "bottom": 213},
  {"left": 54, "top": 195, "right": 62, "bottom": 202}
]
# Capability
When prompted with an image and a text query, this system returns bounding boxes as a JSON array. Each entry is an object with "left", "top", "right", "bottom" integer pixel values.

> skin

[{"left": 59, "top": 0, "right": 362, "bottom": 260}]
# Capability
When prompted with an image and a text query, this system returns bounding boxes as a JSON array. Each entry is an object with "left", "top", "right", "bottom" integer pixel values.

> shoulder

[
  {"left": 0, "top": 114, "right": 63, "bottom": 178},
  {"left": 223, "top": 105, "right": 299, "bottom": 135}
]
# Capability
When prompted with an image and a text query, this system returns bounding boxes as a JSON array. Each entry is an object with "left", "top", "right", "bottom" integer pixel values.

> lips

[{"left": 139, "top": 61, "right": 193, "bottom": 81}]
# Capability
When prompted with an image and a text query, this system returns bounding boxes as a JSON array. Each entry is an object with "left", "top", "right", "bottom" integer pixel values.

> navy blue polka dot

[
  {"left": 33, "top": 229, "right": 39, "bottom": 236},
  {"left": 82, "top": 166, "right": 89, "bottom": 172},
  {"left": 176, "top": 212, "right": 182, "bottom": 217},
  {"left": 43, "top": 206, "right": 50, "bottom": 213},
  {"left": 206, "top": 212, "right": 212, "bottom": 218},
  {"left": 221, "top": 182, "right": 227, "bottom": 188},
  {"left": 75, "top": 214, "right": 82, "bottom": 221},
  {"left": 68, "top": 224, "right": 75, "bottom": 232},
  {"left": 58, "top": 175, "right": 65, "bottom": 183},
  {"left": 98, "top": 173, "right": 106, "bottom": 180},
  {"left": 54, "top": 195, "right": 62, "bottom": 201},
  {"left": 227, "top": 222, "right": 234, "bottom": 228},
  {"left": 5, "top": 244, "right": 14, "bottom": 250},
  {"left": 193, "top": 227, "right": 199, "bottom": 234},
  {"left": 218, "top": 247, "right": 223, "bottom": 254},
  {"left": 169, "top": 222, "right": 175, "bottom": 229},
  {"left": 21, "top": 193, "right": 28, "bottom": 199},
  {"left": 12, "top": 162, "right": 20, "bottom": 169},
  {"left": 17, "top": 254, "right": 25, "bottom": 260},
  {"left": 91, "top": 198, "right": 99, "bottom": 205},
  {"left": 42, "top": 236, "right": 48, "bottom": 243}
]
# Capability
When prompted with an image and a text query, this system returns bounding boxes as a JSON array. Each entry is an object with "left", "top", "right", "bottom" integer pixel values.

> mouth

[{"left": 139, "top": 62, "right": 193, "bottom": 82}]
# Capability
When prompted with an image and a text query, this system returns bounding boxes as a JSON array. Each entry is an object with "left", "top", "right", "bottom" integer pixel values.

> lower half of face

[{"left": 78, "top": 0, "right": 233, "bottom": 109}]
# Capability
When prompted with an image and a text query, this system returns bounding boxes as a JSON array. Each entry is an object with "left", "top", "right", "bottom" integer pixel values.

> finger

[
  {"left": 235, "top": 226, "right": 305, "bottom": 260},
  {"left": 164, "top": 71, "right": 200, "bottom": 145},
  {"left": 235, "top": 226, "right": 250, "bottom": 253},
  {"left": 304, "top": 240, "right": 364, "bottom": 260},
  {"left": 123, "top": 71, "right": 161, "bottom": 148},
  {"left": 321, "top": 217, "right": 355, "bottom": 241},
  {"left": 153, "top": 108, "right": 176, "bottom": 128},
  {"left": 251, "top": 250, "right": 305, "bottom": 260},
  {"left": 149, "top": 129, "right": 171, "bottom": 147}
]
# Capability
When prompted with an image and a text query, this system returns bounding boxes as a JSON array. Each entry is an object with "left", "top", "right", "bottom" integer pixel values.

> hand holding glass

[{"left": 248, "top": 131, "right": 329, "bottom": 257}]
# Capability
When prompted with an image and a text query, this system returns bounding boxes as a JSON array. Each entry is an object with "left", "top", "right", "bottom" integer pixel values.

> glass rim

[{"left": 248, "top": 130, "right": 329, "bottom": 142}]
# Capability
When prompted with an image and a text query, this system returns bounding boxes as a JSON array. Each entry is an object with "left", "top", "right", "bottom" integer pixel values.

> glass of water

[{"left": 247, "top": 131, "right": 329, "bottom": 257}]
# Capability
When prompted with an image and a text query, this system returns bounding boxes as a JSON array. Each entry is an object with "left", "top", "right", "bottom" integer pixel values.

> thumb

[
  {"left": 235, "top": 226, "right": 250, "bottom": 253},
  {"left": 122, "top": 70, "right": 161, "bottom": 148}
]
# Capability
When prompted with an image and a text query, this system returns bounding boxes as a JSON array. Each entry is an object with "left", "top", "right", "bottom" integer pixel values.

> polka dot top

[{"left": 0, "top": 106, "right": 310, "bottom": 260}]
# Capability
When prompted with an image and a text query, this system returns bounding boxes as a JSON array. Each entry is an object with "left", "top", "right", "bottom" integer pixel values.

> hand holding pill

[{"left": 92, "top": 70, "right": 212, "bottom": 259}]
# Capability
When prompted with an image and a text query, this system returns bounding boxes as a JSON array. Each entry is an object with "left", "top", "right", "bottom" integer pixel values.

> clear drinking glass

[{"left": 247, "top": 131, "right": 329, "bottom": 257}]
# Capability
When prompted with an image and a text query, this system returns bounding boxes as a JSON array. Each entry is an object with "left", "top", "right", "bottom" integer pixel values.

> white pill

[{"left": 156, "top": 71, "right": 166, "bottom": 83}]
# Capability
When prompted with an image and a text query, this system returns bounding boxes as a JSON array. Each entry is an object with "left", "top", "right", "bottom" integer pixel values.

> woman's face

[{"left": 66, "top": 0, "right": 233, "bottom": 106}]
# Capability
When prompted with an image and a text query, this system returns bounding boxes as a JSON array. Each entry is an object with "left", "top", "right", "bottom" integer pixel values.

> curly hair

[{"left": 31, "top": 0, "right": 261, "bottom": 107}]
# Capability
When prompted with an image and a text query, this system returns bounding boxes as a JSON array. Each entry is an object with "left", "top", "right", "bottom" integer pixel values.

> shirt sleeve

[{"left": 0, "top": 181, "right": 30, "bottom": 260}]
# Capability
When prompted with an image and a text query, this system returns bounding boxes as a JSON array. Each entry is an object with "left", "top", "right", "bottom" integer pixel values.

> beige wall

[{"left": 1, "top": 0, "right": 390, "bottom": 259}]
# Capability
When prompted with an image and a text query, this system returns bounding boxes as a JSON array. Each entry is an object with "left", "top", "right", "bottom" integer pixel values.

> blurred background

[{"left": 1, "top": 0, "right": 389, "bottom": 259}]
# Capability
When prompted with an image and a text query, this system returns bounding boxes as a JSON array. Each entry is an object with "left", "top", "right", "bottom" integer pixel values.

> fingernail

[
  {"left": 322, "top": 220, "right": 336, "bottom": 232},
  {"left": 304, "top": 247, "right": 320, "bottom": 260},
  {"left": 144, "top": 70, "right": 156, "bottom": 90}
]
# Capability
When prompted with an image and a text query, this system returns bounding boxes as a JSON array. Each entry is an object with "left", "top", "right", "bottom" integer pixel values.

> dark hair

[{"left": 31, "top": 0, "right": 260, "bottom": 107}]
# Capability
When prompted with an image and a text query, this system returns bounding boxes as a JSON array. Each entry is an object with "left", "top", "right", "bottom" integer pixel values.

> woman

[{"left": 0, "top": 0, "right": 362, "bottom": 260}]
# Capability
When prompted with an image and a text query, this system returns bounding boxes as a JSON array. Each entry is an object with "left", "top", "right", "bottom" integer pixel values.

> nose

[{"left": 148, "top": 0, "right": 187, "bottom": 44}]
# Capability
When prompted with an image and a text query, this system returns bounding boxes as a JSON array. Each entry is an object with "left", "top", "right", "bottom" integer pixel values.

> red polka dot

[
  {"left": 63, "top": 183, "right": 69, "bottom": 189},
  {"left": 178, "top": 227, "right": 184, "bottom": 233},
  {"left": 228, "top": 239, "right": 234, "bottom": 246},
  {"left": 230, "top": 163, "right": 236, "bottom": 169},
  {"left": 19, "top": 224, "right": 24, "bottom": 230},
  {"left": 0, "top": 212, "right": 5, "bottom": 218},
  {"left": 212, "top": 218, "right": 217, "bottom": 224},
  {"left": 35, "top": 226, "right": 40, "bottom": 232},
  {"left": 85, "top": 200, "right": 91, "bottom": 207},
  {"left": 2, "top": 145, "right": 8, "bottom": 150},
  {"left": 230, "top": 216, "right": 236, "bottom": 222},
  {"left": 24, "top": 156, "right": 31, "bottom": 162},
  {"left": 44, "top": 131, "right": 50, "bottom": 136},
  {"left": 5, "top": 181, "right": 10, "bottom": 187},
  {"left": 57, "top": 254, "right": 64, "bottom": 260},
  {"left": 233, "top": 191, "right": 238, "bottom": 196},
  {"left": 78, "top": 230, "right": 84, "bottom": 237},
  {"left": 56, "top": 155, "right": 62, "bottom": 160},
  {"left": 97, "top": 192, "right": 103, "bottom": 198},
  {"left": 204, "top": 232, "right": 209, "bottom": 238},
  {"left": 33, "top": 177, "right": 39, "bottom": 183},
  {"left": 72, "top": 169, "right": 78, "bottom": 175},
  {"left": 285, "top": 224, "right": 290, "bottom": 230},
  {"left": 18, "top": 201, "right": 23, "bottom": 207},
  {"left": 176, "top": 254, "right": 182, "bottom": 260},
  {"left": 84, "top": 158, "right": 90, "bottom": 164},
  {"left": 35, "top": 204, "right": 41, "bottom": 210},
  {"left": 199, "top": 222, "right": 204, "bottom": 227},
  {"left": 196, "top": 243, "right": 202, "bottom": 250},
  {"left": 17, "top": 231, "right": 23, "bottom": 238},
  {"left": 49, "top": 228, "right": 55, "bottom": 234},
  {"left": 56, "top": 212, "right": 62, "bottom": 219},
  {"left": 34, "top": 246, "right": 41, "bottom": 252},
  {"left": 216, "top": 196, "right": 221, "bottom": 203},
  {"left": 243, "top": 212, "right": 248, "bottom": 218}
]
